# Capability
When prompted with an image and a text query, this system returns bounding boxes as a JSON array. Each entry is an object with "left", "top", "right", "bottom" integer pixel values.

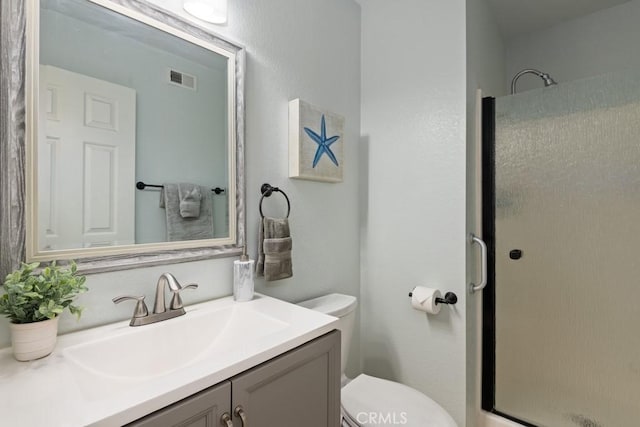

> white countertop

[{"left": 0, "top": 294, "right": 338, "bottom": 427}]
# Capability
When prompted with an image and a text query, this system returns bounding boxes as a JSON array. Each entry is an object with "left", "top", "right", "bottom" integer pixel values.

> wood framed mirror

[{"left": 0, "top": 0, "right": 245, "bottom": 275}]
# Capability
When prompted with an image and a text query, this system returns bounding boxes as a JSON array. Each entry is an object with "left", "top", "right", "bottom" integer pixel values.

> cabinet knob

[{"left": 234, "top": 406, "right": 248, "bottom": 426}]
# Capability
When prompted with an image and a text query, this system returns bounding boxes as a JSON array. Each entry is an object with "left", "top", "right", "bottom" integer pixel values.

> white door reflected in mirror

[{"left": 38, "top": 65, "right": 136, "bottom": 251}]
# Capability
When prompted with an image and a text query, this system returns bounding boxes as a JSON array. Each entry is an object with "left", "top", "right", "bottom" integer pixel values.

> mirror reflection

[{"left": 36, "top": 0, "right": 232, "bottom": 252}]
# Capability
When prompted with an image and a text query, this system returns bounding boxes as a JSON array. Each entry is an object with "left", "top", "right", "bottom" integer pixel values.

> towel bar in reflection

[{"left": 135, "top": 181, "right": 226, "bottom": 195}]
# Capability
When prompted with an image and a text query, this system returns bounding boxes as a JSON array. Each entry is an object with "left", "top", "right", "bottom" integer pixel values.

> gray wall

[
  {"left": 360, "top": 0, "right": 467, "bottom": 424},
  {"left": 1, "top": 0, "right": 362, "bottom": 376},
  {"left": 506, "top": 0, "right": 640, "bottom": 93},
  {"left": 41, "top": 7, "right": 229, "bottom": 242}
]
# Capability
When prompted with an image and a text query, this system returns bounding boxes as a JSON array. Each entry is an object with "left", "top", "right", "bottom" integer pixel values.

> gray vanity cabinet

[
  {"left": 128, "top": 330, "right": 340, "bottom": 427},
  {"left": 231, "top": 330, "right": 341, "bottom": 427}
]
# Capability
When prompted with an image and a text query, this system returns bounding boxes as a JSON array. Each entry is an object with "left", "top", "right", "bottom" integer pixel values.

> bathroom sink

[
  {"left": 64, "top": 300, "right": 289, "bottom": 380},
  {"left": 0, "top": 294, "right": 338, "bottom": 427}
]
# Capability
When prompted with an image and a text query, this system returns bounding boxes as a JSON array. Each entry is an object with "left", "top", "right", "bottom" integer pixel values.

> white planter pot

[{"left": 10, "top": 317, "right": 59, "bottom": 361}]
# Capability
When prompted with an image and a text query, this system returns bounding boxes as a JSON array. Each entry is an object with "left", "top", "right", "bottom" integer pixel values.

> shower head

[
  {"left": 540, "top": 72, "right": 557, "bottom": 87},
  {"left": 511, "top": 69, "right": 558, "bottom": 94}
]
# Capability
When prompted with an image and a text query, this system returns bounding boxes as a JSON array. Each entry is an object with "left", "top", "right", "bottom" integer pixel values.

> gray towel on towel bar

[
  {"left": 178, "top": 184, "right": 202, "bottom": 218},
  {"left": 256, "top": 217, "right": 292, "bottom": 281},
  {"left": 160, "top": 183, "right": 214, "bottom": 241}
]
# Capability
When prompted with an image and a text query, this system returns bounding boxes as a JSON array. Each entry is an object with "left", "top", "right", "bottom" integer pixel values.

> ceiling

[{"left": 486, "top": 0, "right": 631, "bottom": 38}]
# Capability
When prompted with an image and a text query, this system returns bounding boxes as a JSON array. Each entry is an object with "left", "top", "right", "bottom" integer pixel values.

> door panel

[
  {"left": 488, "top": 73, "right": 640, "bottom": 427},
  {"left": 38, "top": 65, "right": 136, "bottom": 250},
  {"left": 127, "top": 381, "right": 231, "bottom": 427},
  {"left": 231, "top": 330, "right": 341, "bottom": 427}
]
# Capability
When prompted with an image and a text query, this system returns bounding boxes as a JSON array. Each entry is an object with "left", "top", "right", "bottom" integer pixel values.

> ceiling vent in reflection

[{"left": 167, "top": 69, "right": 197, "bottom": 90}]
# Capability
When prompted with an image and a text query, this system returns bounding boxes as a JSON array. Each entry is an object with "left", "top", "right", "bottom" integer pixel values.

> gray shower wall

[{"left": 506, "top": 0, "right": 640, "bottom": 93}]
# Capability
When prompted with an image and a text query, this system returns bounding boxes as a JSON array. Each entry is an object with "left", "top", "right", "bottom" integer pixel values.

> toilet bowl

[{"left": 298, "top": 293, "right": 457, "bottom": 427}]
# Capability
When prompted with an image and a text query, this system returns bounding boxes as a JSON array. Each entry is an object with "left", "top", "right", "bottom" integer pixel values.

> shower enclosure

[{"left": 482, "top": 72, "right": 640, "bottom": 427}]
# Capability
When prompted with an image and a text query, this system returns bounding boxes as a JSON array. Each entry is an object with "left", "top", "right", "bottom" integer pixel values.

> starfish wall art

[{"left": 288, "top": 98, "right": 345, "bottom": 182}]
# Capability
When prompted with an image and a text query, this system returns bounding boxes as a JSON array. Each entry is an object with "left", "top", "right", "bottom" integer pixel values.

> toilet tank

[{"left": 297, "top": 294, "right": 357, "bottom": 377}]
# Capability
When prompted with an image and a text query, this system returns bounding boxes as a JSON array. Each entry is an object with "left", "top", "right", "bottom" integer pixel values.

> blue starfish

[{"left": 304, "top": 115, "right": 340, "bottom": 168}]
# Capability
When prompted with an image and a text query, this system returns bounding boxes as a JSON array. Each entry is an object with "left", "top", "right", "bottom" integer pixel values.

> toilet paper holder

[{"left": 408, "top": 290, "right": 458, "bottom": 305}]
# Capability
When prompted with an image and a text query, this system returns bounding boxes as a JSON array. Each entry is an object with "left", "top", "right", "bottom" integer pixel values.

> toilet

[{"left": 298, "top": 294, "right": 457, "bottom": 427}]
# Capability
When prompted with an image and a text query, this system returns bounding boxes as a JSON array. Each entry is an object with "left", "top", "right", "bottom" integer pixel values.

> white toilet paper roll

[{"left": 411, "top": 286, "right": 442, "bottom": 314}]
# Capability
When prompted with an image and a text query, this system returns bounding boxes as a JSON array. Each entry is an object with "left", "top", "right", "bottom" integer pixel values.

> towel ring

[{"left": 259, "top": 183, "right": 290, "bottom": 218}]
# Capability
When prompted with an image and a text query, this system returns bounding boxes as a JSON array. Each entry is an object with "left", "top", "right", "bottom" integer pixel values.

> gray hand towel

[
  {"left": 256, "top": 217, "right": 292, "bottom": 281},
  {"left": 160, "top": 184, "right": 214, "bottom": 241},
  {"left": 178, "top": 184, "right": 202, "bottom": 218}
]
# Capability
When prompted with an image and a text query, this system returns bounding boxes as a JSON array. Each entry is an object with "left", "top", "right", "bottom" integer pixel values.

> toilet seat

[
  {"left": 341, "top": 406, "right": 361, "bottom": 427},
  {"left": 341, "top": 374, "right": 457, "bottom": 427}
]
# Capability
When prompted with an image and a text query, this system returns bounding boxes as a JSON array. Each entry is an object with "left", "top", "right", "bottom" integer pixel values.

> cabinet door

[
  {"left": 127, "top": 381, "right": 231, "bottom": 427},
  {"left": 231, "top": 330, "right": 341, "bottom": 427}
]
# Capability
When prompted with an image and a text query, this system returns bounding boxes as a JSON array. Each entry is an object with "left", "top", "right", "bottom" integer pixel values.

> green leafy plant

[{"left": 0, "top": 261, "right": 88, "bottom": 324}]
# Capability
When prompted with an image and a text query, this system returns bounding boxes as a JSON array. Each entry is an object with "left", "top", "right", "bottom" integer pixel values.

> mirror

[{"left": 10, "top": 0, "right": 244, "bottom": 272}]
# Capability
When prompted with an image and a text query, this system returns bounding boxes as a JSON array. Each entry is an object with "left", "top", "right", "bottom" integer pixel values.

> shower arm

[{"left": 510, "top": 68, "right": 556, "bottom": 94}]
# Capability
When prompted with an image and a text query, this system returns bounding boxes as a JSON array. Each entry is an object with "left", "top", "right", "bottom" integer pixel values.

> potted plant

[{"left": 0, "top": 261, "right": 88, "bottom": 361}]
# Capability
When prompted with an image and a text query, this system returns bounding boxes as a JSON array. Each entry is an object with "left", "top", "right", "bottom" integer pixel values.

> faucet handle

[
  {"left": 170, "top": 284, "right": 198, "bottom": 310},
  {"left": 113, "top": 295, "right": 149, "bottom": 319}
]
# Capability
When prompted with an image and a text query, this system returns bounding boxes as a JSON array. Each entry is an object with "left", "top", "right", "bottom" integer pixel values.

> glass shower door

[{"left": 487, "top": 72, "right": 640, "bottom": 427}]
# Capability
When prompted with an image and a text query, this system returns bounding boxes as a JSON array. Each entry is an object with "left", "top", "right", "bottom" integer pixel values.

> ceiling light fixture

[{"left": 183, "top": 0, "right": 227, "bottom": 24}]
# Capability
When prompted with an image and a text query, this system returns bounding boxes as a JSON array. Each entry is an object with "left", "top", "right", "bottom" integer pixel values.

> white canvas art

[{"left": 289, "top": 99, "right": 344, "bottom": 182}]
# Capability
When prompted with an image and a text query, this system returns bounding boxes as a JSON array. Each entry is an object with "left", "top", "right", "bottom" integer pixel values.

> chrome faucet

[
  {"left": 154, "top": 272, "right": 191, "bottom": 313},
  {"left": 113, "top": 273, "right": 198, "bottom": 326}
]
